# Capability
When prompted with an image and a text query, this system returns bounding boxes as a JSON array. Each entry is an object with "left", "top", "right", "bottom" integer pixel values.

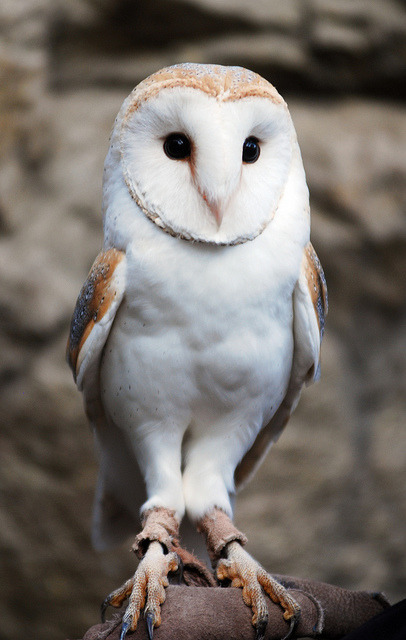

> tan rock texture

[{"left": 0, "top": 2, "right": 405, "bottom": 639}]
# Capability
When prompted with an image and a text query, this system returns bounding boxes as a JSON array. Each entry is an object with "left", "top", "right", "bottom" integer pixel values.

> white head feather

[{"left": 102, "top": 63, "right": 307, "bottom": 247}]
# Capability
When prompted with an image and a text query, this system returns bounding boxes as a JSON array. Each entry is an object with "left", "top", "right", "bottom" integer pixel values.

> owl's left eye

[
  {"left": 242, "top": 137, "right": 260, "bottom": 163},
  {"left": 164, "top": 133, "right": 191, "bottom": 160}
]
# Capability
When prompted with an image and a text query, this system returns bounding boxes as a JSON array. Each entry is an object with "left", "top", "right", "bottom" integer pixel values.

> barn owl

[{"left": 67, "top": 63, "right": 327, "bottom": 640}]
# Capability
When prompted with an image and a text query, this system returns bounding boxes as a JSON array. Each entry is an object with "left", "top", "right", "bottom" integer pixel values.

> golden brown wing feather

[
  {"left": 67, "top": 248, "right": 126, "bottom": 382},
  {"left": 303, "top": 243, "right": 328, "bottom": 341}
]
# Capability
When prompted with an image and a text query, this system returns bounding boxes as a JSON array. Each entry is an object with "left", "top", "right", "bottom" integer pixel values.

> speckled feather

[
  {"left": 303, "top": 243, "right": 328, "bottom": 339},
  {"left": 66, "top": 248, "right": 125, "bottom": 380}
]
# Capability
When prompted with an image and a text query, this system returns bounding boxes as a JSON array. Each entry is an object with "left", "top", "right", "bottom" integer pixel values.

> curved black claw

[
  {"left": 255, "top": 615, "right": 268, "bottom": 640},
  {"left": 281, "top": 610, "right": 301, "bottom": 640},
  {"left": 145, "top": 611, "right": 155, "bottom": 640},
  {"left": 176, "top": 556, "right": 184, "bottom": 585},
  {"left": 119, "top": 619, "right": 131, "bottom": 640},
  {"left": 101, "top": 596, "right": 111, "bottom": 623}
]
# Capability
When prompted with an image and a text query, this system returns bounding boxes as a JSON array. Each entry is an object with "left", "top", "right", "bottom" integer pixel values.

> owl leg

[
  {"left": 101, "top": 507, "right": 179, "bottom": 640},
  {"left": 198, "top": 508, "right": 301, "bottom": 640}
]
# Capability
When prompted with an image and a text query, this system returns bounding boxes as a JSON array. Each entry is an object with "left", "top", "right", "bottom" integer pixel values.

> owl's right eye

[
  {"left": 163, "top": 133, "right": 191, "bottom": 160},
  {"left": 242, "top": 137, "right": 260, "bottom": 163}
]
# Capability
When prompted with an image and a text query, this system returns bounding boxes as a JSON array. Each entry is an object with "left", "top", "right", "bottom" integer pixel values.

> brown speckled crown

[{"left": 123, "top": 63, "right": 285, "bottom": 119}]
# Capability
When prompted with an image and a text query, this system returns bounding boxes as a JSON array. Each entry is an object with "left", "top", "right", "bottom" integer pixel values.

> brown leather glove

[{"left": 76, "top": 575, "right": 389, "bottom": 640}]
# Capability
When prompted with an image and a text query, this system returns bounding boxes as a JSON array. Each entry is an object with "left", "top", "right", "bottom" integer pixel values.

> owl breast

[{"left": 100, "top": 223, "right": 300, "bottom": 450}]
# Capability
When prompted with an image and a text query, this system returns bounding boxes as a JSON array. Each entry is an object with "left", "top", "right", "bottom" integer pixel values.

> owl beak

[{"left": 201, "top": 192, "right": 223, "bottom": 228}]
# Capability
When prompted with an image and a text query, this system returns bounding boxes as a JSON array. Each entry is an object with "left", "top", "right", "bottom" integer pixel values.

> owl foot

[
  {"left": 101, "top": 540, "right": 178, "bottom": 639},
  {"left": 217, "top": 541, "right": 301, "bottom": 640}
]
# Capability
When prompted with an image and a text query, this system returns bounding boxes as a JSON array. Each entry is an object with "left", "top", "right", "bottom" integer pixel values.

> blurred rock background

[{"left": 0, "top": 1, "right": 405, "bottom": 638}]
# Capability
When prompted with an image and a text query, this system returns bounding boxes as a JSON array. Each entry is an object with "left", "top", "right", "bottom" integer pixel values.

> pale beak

[{"left": 201, "top": 192, "right": 223, "bottom": 228}]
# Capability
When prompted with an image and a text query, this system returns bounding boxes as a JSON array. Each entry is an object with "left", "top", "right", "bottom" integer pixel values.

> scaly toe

[
  {"left": 101, "top": 577, "right": 135, "bottom": 622},
  {"left": 102, "top": 541, "right": 178, "bottom": 636},
  {"left": 140, "top": 550, "right": 178, "bottom": 633},
  {"left": 220, "top": 542, "right": 301, "bottom": 639},
  {"left": 258, "top": 567, "right": 301, "bottom": 623},
  {"left": 216, "top": 558, "right": 232, "bottom": 582}
]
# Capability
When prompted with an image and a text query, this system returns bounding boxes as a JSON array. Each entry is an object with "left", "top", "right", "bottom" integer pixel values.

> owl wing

[
  {"left": 67, "top": 249, "right": 141, "bottom": 549},
  {"left": 67, "top": 248, "right": 126, "bottom": 390},
  {"left": 234, "top": 242, "right": 328, "bottom": 490}
]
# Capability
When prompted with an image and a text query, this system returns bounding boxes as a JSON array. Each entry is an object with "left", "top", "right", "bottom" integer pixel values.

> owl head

[{"left": 103, "top": 63, "right": 307, "bottom": 246}]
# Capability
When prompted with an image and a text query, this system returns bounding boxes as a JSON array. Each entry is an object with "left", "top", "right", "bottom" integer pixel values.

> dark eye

[
  {"left": 242, "top": 137, "right": 260, "bottom": 163},
  {"left": 163, "top": 133, "right": 191, "bottom": 160}
]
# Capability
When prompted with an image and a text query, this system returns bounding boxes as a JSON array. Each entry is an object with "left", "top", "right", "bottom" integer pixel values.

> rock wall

[{"left": 0, "top": 2, "right": 405, "bottom": 639}]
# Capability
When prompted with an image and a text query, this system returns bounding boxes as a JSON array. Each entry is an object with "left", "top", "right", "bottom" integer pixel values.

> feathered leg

[
  {"left": 102, "top": 507, "right": 215, "bottom": 638},
  {"left": 102, "top": 508, "right": 179, "bottom": 639},
  {"left": 198, "top": 508, "right": 301, "bottom": 640}
]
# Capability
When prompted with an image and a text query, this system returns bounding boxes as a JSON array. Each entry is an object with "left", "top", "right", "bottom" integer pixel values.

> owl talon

[
  {"left": 101, "top": 576, "right": 135, "bottom": 622},
  {"left": 255, "top": 615, "right": 268, "bottom": 640},
  {"left": 218, "top": 541, "right": 301, "bottom": 640},
  {"left": 119, "top": 618, "right": 131, "bottom": 640},
  {"left": 100, "top": 597, "right": 109, "bottom": 623},
  {"left": 145, "top": 611, "right": 155, "bottom": 640},
  {"left": 175, "top": 556, "right": 184, "bottom": 585},
  {"left": 102, "top": 541, "right": 177, "bottom": 637},
  {"left": 281, "top": 609, "right": 300, "bottom": 640}
]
